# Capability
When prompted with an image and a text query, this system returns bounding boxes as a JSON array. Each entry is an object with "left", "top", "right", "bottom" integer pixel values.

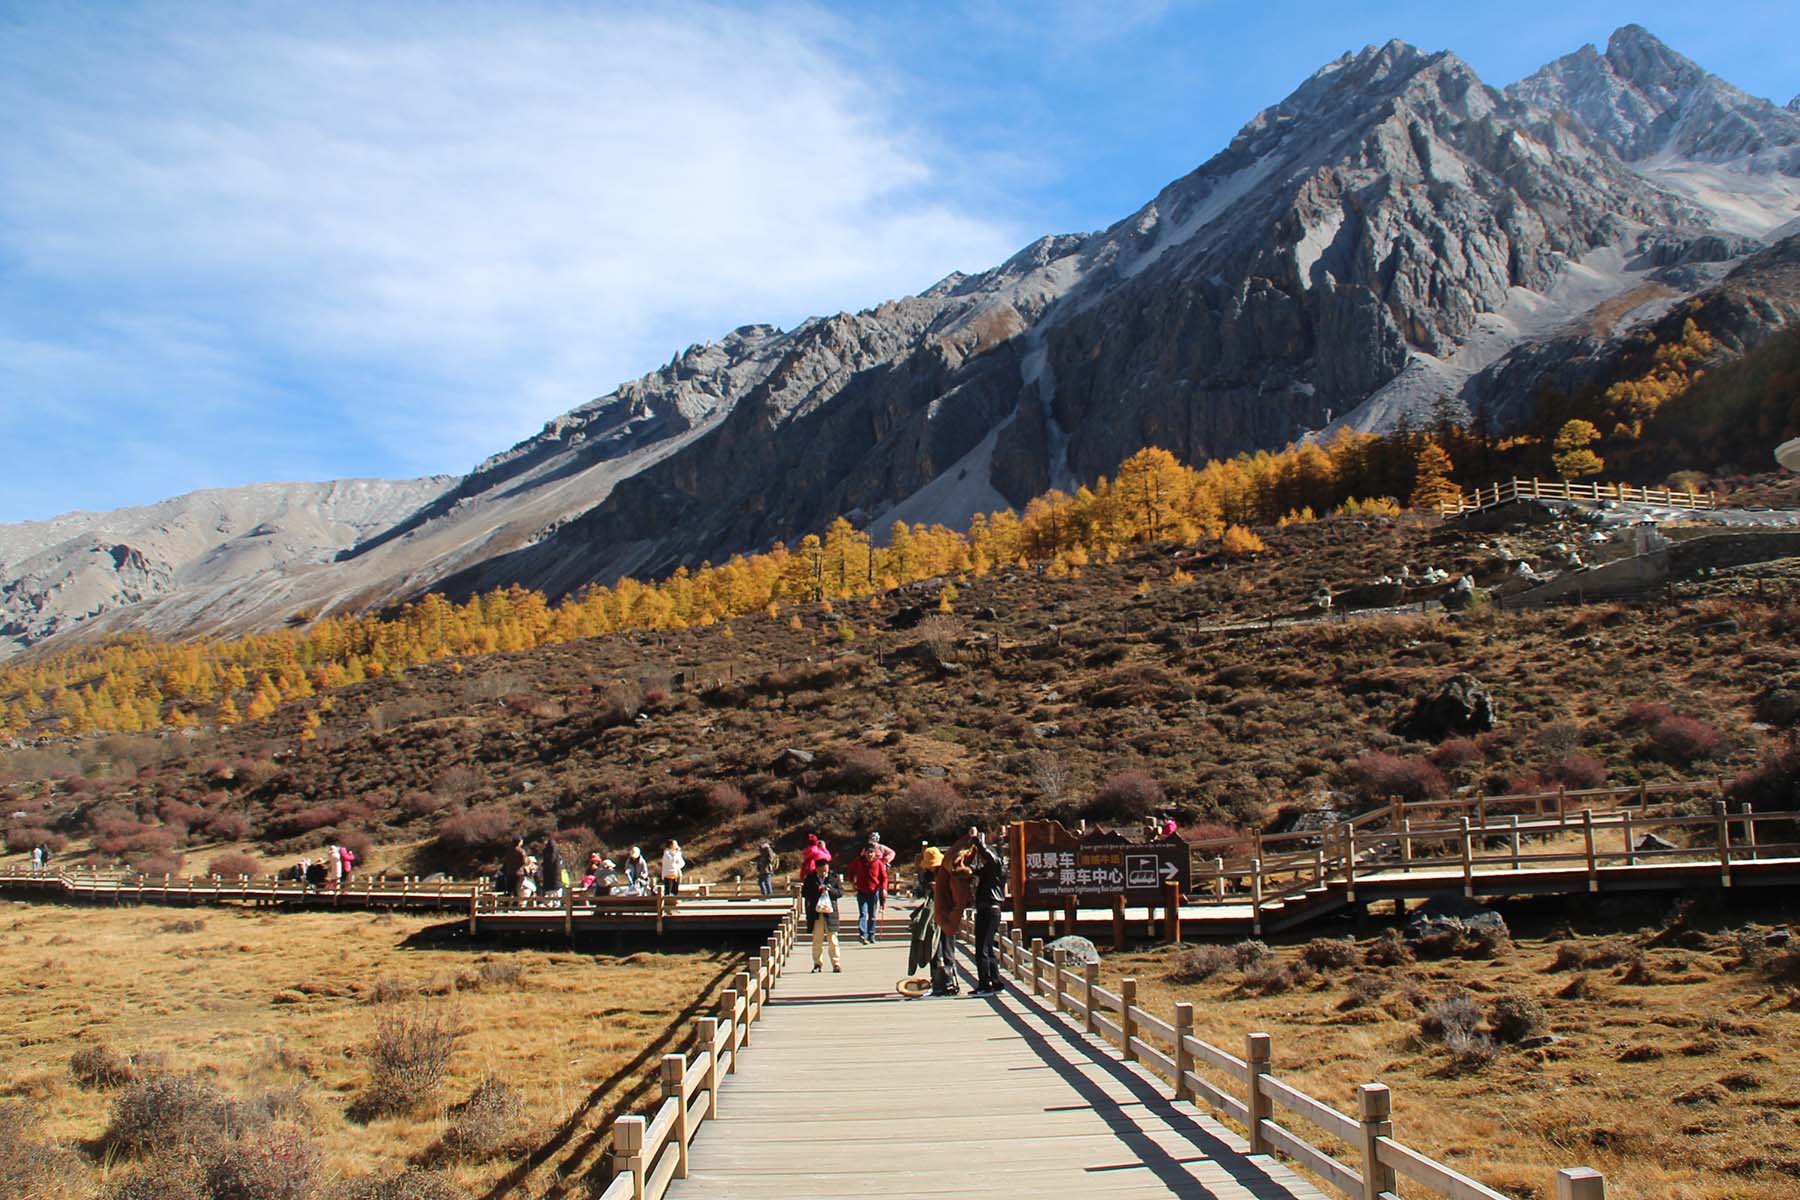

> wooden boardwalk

[{"left": 667, "top": 918, "right": 1326, "bottom": 1200}]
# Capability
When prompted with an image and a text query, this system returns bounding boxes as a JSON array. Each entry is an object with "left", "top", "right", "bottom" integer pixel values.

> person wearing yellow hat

[{"left": 907, "top": 842, "right": 957, "bottom": 996}]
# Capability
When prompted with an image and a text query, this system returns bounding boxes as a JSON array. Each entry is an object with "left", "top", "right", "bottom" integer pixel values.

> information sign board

[{"left": 1014, "top": 820, "right": 1190, "bottom": 906}]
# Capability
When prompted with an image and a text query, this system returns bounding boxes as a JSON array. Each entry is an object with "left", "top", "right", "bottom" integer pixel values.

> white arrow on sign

[{"left": 1161, "top": 862, "right": 1180, "bottom": 882}]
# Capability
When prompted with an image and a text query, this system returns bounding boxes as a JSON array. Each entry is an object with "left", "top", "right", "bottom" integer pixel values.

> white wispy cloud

[{"left": 0, "top": 1, "right": 1025, "bottom": 518}]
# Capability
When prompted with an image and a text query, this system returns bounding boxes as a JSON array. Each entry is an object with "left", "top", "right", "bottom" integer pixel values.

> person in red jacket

[
  {"left": 845, "top": 838, "right": 890, "bottom": 944},
  {"left": 800, "top": 833, "right": 832, "bottom": 877}
]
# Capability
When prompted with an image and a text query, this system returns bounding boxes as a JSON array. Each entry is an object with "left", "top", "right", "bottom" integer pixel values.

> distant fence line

[{"left": 1439, "top": 477, "right": 1716, "bottom": 517}]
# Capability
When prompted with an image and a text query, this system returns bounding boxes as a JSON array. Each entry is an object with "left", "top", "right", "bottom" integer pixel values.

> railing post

[
  {"left": 1212, "top": 856, "right": 1225, "bottom": 899},
  {"left": 1011, "top": 927, "right": 1026, "bottom": 976},
  {"left": 1121, "top": 979, "right": 1138, "bottom": 1061},
  {"left": 1173, "top": 1003, "right": 1194, "bottom": 1101},
  {"left": 1357, "top": 1083, "right": 1395, "bottom": 1200},
  {"left": 1623, "top": 809, "right": 1637, "bottom": 865},
  {"left": 733, "top": 970, "right": 753, "bottom": 1044},
  {"left": 1582, "top": 808, "right": 1598, "bottom": 891},
  {"left": 1507, "top": 815, "right": 1521, "bottom": 869},
  {"left": 1245, "top": 1032, "right": 1272, "bottom": 1155},
  {"left": 468, "top": 887, "right": 479, "bottom": 938},
  {"left": 1399, "top": 819, "right": 1413, "bottom": 871},
  {"left": 1459, "top": 818, "right": 1474, "bottom": 898},
  {"left": 1740, "top": 802, "right": 1758, "bottom": 860},
  {"left": 610, "top": 1114, "right": 646, "bottom": 1200},
  {"left": 1056, "top": 948, "right": 1072, "bottom": 1012},
  {"left": 661, "top": 1052, "right": 690, "bottom": 1178},
  {"left": 1084, "top": 960, "right": 1099, "bottom": 1034},
  {"left": 1031, "top": 938, "right": 1045, "bottom": 995},
  {"left": 1557, "top": 1167, "right": 1607, "bottom": 1200},
  {"left": 718, "top": 989, "right": 739, "bottom": 1070},
  {"left": 1344, "top": 826, "right": 1358, "bottom": 902},
  {"left": 1164, "top": 881, "right": 1182, "bottom": 944},
  {"left": 695, "top": 1017, "right": 719, "bottom": 1118},
  {"left": 1111, "top": 895, "right": 1127, "bottom": 950},
  {"left": 1715, "top": 801, "right": 1732, "bottom": 886},
  {"left": 1250, "top": 859, "right": 1264, "bottom": 935}
]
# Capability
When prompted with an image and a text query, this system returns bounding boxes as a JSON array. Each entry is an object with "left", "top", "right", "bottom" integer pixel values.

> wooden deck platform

[{"left": 667, "top": 922, "right": 1326, "bottom": 1199}]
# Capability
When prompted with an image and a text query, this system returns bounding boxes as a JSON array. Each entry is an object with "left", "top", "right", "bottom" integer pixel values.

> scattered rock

[
  {"left": 1046, "top": 936, "right": 1099, "bottom": 965},
  {"left": 1396, "top": 673, "right": 1497, "bottom": 741}
]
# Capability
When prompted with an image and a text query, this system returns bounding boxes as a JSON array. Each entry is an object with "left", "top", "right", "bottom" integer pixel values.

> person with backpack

[
  {"left": 754, "top": 840, "right": 778, "bottom": 897},
  {"left": 969, "top": 824, "right": 1008, "bottom": 995},
  {"left": 845, "top": 838, "right": 890, "bottom": 944},
  {"left": 909, "top": 845, "right": 956, "bottom": 996},
  {"left": 802, "top": 858, "right": 843, "bottom": 973}
]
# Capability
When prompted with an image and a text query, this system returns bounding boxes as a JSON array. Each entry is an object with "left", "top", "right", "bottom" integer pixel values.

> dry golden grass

[
  {"left": 1104, "top": 920, "right": 1800, "bottom": 1200},
  {"left": 0, "top": 902, "right": 735, "bottom": 1196}
]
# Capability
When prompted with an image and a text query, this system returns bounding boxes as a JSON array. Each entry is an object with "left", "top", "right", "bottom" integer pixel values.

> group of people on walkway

[
  {"left": 801, "top": 823, "right": 1006, "bottom": 996},
  {"left": 27, "top": 843, "right": 52, "bottom": 873},
  {"left": 499, "top": 837, "right": 687, "bottom": 901},
  {"left": 290, "top": 842, "right": 357, "bottom": 890}
]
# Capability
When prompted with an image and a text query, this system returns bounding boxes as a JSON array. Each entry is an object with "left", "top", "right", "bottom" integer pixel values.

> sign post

[{"left": 1014, "top": 821, "right": 1190, "bottom": 936}]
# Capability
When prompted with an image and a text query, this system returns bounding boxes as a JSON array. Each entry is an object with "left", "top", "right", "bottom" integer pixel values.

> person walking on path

[
  {"left": 867, "top": 831, "right": 896, "bottom": 913},
  {"left": 845, "top": 838, "right": 890, "bottom": 944},
  {"left": 909, "top": 845, "right": 956, "bottom": 996},
  {"left": 660, "top": 839, "right": 686, "bottom": 896},
  {"left": 969, "top": 824, "right": 1007, "bottom": 995},
  {"left": 29, "top": 844, "right": 43, "bottom": 873},
  {"left": 754, "top": 840, "right": 778, "bottom": 898},
  {"left": 800, "top": 832, "right": 831, "bottom": 876},
  {"left": 802, "top": 858, "right": 843, "bottom": 972},
  {"left": 326, "top": 842, "right": 343, "bottom": 888}
]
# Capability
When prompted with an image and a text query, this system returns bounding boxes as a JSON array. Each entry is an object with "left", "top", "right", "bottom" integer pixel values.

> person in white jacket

[{"left": 660, "top": 839, "right": 686, "bottom": 896}]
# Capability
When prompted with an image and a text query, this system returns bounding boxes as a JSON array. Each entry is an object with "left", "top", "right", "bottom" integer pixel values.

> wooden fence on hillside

[
  {"left": 996, "top": 925, "right": 1607, "bottom": 1200},
  {"left": 1438, "top": 477, "right": 1716, "bottom": 517}
]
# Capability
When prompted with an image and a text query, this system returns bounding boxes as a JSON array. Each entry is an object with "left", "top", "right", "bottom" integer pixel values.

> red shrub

[
  {"left": 208, "top": 852, "right": 263, "bottom": 879},
  {"left": 435, "top": 805, "right": 513, "bottom": 852},
  {"left": 1349, "top": 752, "right": 1447, "bottom": 804},
  {"left": 1647, "top": 716, "right": 1722, "bottom": 764},
  {"left": 339, "top": 830, "right": 375, "bottom": 865},
  {"left": 1544, "top": 753, "right": 1607, "bottom": 790},
  {"left": 400, "top": 791, "right": 448, "bottom": 818},
  {"left": 131, "top": 851, "right": 184, "bottom": 876},
  {"left": 1621, "top": 701, "right": 1674, "bottom": 729},
  {"left": 203, "top": 811, "right": 253, "bottom": 841},
  {"left": 1088, "top": 770, "right": 1164, "bottom": 820},
  {"left": 3, "top": 825, "right": 56, "bottom": 853},
  {"left": 827, "top": 748, "right": 891, "bottom": 792},
  {"left": 1429, "top": 738, "right": 1484, "bottom": 771},
  {"left": 884, "top": 779, "right": 964, "bottom": 842},
  {"left": 701, "top": 783, "right": 750, "bottom": 819}
]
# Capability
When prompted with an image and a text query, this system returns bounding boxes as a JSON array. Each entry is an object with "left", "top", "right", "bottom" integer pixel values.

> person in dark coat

[
  {"left": 539, "top": 838, "right": 564, "bottom": 898},
  {"left": 500, "top": 838, "right": 527, "bottom": 898},
  {"left": 802, "top": 858, "right": 843, "bottom": 973},
  {"left": 754, "top": 841, "right": 778, "bottom": 897},
  {"left": 969, "top": 825, "right": 1007, "bottom": 995}
]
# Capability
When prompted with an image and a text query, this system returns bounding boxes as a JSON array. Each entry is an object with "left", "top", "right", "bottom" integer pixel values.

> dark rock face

[{"left": 1397, "top": 673, "right": 1498, "bottom": 741}]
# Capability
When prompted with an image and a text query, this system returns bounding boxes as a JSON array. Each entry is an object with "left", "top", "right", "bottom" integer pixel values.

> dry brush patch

[
  {"left": 1107, "top": 917, "right": 1800, "bottom": 1200},
  {"left": 0, "top": 904, "right": 733, "bottom": 1196}
]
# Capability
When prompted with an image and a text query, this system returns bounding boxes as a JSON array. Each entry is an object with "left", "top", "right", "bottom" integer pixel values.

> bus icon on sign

[{"left": 1125, "top": 854, "right": 1158, "bottom": 888}]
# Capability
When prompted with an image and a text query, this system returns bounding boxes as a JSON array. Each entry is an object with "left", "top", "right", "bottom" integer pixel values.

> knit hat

[{"left": 919, "top": 847, "right": 944, "bottom": 870}]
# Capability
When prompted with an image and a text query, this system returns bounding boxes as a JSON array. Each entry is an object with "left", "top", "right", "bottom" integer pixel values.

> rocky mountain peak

[{"left": 1510, "top": 24, "right": 1800, "bottom": 171}]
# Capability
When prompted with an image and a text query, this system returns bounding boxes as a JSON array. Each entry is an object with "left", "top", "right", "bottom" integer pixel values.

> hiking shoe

[
  {"left": 833, "top": 965, "right": 842, "bottom": 972},
  {"left": 811, "top": 964, "right": 822, "bottom": 973}
]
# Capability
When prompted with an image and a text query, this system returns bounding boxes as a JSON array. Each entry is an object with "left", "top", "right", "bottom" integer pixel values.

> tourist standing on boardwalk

[
  {"left": 660, "top": 839, "right": 686, "bottom": 896},
  {"left": 501, "top": 838, "right": 527, "bottom": 897},
  {"left": 970, "top": 825, "right": 1007, "bottom": 995},
  {"left": 754, "top": 840, "right": 778, "bottom": 897},
  {"left": 540, "top": 838, "right": 565, "bottom": 898},
  {"left": 933, "top": 832, "right": 976, "bottom": 985},
  {"left": 800, "top": 832, "right": 831, "bottom": 876},
  {"left": 326, "top": 842, "right": 343, "bottom": 887},
  {"left": 29, "top": 844, "right": 43, "bottom": 873},
  {"left": 867, "top": 831, "right": 896, "bottom": 913},
  {"left": 845, "top": 839, "right": 889, "bottom": 944},
  {"left": 910, "top": 845, "right": 956, "bottom": 996},
  {"left": 803, "top": 858, "right": 843, "bottom": 972}
]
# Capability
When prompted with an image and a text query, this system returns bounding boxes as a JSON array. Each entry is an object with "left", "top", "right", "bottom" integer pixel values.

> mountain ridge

[{"left": 5, "top": 24, "right": 1798, "bottom": 658}]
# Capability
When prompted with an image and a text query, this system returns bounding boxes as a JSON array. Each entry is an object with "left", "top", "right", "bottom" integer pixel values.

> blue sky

[{"left": 1, "top": 1, "right": 1794, "bottom": 523}]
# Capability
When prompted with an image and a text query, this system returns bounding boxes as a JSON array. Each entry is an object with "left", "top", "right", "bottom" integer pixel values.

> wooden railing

[
  {"left": 1168, "top": 780, "right": 1774, "bottom": 931},
  {"left": 996, "top": 927, "right": 1607, "bottom": 1200},
  {"left": 598, "top": 901, "right": 800, "bottom": 1200},
  {"left": 1439, "top": 477, "right": 1715, "bottom": 516}
]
